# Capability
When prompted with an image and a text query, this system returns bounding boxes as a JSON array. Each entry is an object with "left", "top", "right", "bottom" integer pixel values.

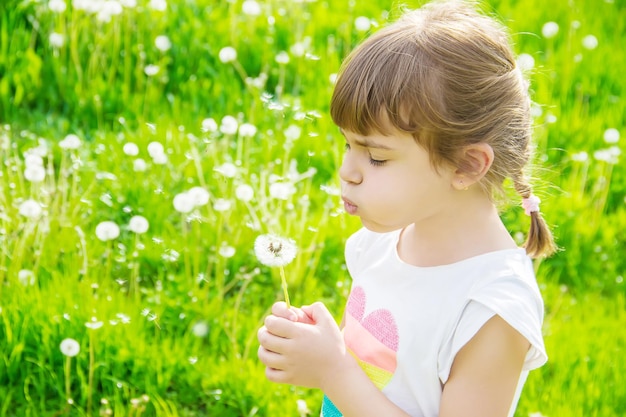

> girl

[{"left": 257, "top": 1, "right": 556, "bottom": 416}]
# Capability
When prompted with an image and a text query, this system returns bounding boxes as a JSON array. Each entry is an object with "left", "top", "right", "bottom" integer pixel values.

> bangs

[{"left": 330, "top": 26, "right": 440, "bottom": 137}]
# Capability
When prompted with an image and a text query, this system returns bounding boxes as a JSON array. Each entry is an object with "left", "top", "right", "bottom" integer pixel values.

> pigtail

[{"left": 513, "top": 174, "right": 557, "bottom": 258}]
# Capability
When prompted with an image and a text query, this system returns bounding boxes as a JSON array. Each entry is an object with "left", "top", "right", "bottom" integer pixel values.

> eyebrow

[{"left": 340, "top": 129, "right": 395, "bottom": 150}]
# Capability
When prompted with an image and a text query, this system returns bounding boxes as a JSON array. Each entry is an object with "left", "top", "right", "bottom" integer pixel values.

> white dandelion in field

[
  {"left": 219, "top": 244, "right": 236, "bottom": 258},
  {"left": 24, "top": 165, "right": 46, "bottom": 183},
  {"left": 19, "top": 199, "right": 43, "bottom": 219},
  {"left": 144, "top": 64, "right": 160, "bottom": 76},
  {"left": 242, "top": 0, "right": 261, "bottom": 16},
  {"left": 128, "top": 215, "right": 149, "bottom": 234},
  {"left": 517, "top": 53, "right": 535, "bottom": 71},
  {"left": 329, "top": 73, "right": 337, "bottom": 84},
  {"left": 219, "top": 115, "right": 238, "bottom": 135},
  {"left": 214, "top": 162, "right": 237, "bottom": 178},
  {"left": 133, "top": 158, "right": 147, "bottom": 172},
  {"left": 275, "top": 51, "right": 290, "bottom": 65},
  {"left": 213, "top": 198, "right": 232, "bottom": 212},
  {"left": 297, "top": 399, "right": 311, "bottom": 417},
  {"left": 148, "top": 0, "right": 167, "bottom": 11},
  {"left": 594, "top": 146, "right": 621, "bottom": 164},
  {"left": 85, "top": 317, "right": 104, "bottom": 330},
  {"left": 571, "top": 151, "right": 588, "bottom": 162},
  {"left": 354, "top": 16, "right": 371, "bottom": 32},
  {"left": 95, "top": 221, "right": 120, "bottom": 241},
  {"left": 188, "top": 186, "right": 210, "bottom": 207},
  {"left": 152, "top": 152, "right": 168, "bottom": 165},
  {"left": 49, "top": 32, "right": 65, "bottom": 48},
  {"left": 604, "top": 128, "right": 620, "bottom": 144},
  {"left": 59, "top": 134, "right": 82, "bottom": 150},
  {"left": 239, "top": 123, "right": 257, "bottom": 138},
  {"left": 218, "top": 46, "right": 237, "bottom": 63},
  {"left": 201, "top": 117, "right": 218, "bottom": 133},
  {"left": 191, "top": 321, "right": 209, "bottom": 337},
  {"left": 541, "top": 21, "right": 559, "bottom": 38},
  {"left": 284, "top": 125, "right": 301, "bottom": 141},
  {"left": 235, "top": 184, "right": 254, "bottom": 202},
  {"left": 147, "top": 141, "right": 164, "bottom": 157},
  {"left": 60, "top": 338, "right": 80, "bottom": 357},
  {"left": 123, "top": 142, "right": 139, "bottom": 156},
  {"left": 120, "top": 0, "right": 136, "bottom": 7},
  {"left": 18, "top": 269, "right": 36, "bottom": 286},
  {"left": 269, "top": 182, "right": 296, "bottom": 200},
  {"left": 48, "top": 0, "right": 67, "bottom": 13},
  {"left": 173, "top": 192, "right": 195, "bottom": 213},
  {"left": 155, "top": 35, "right": 172, "bottom": 52},
  {"left": 254, "top": 234, "right": 298, "bottom": 307},
  {"left": 582, "top": 34, "right": 598, "bottom": 50}
]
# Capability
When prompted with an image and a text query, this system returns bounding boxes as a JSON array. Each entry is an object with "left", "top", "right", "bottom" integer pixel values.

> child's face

[{"left": 339, "top": 128, "right": 455, "bottom": 233}]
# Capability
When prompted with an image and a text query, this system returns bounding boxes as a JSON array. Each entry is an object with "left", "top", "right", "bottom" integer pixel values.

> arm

[
  {"left": 257, "top": 302, "right": 410, "bottom": 417},
  {"left": 439, "top": 315, "right": 529, "bottom": 417}
]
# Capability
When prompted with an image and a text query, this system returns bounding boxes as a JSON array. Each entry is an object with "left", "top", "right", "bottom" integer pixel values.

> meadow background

[{"left": 0, "top": 0, "right": 625, "bottom": 415}]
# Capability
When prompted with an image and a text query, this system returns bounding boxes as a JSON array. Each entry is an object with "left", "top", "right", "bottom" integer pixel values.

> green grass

[{"left": 0, "top": 0, "right": 624, "bottom": 415}]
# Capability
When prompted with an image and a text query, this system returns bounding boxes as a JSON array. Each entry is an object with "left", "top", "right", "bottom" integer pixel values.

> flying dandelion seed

[
  {"left": 85, "top": 317, "right": 104, "bottom": 330},
  {"left": 254, "top": 234, "right": 298, "bottom": 308},
  {"left": 95, "top": 221, "right": 120, "bottom": 241},
  {"left": 128, "top": 215, "right": 149, "bottom": 234},
  {"left": 59, "top": 134, "right": 82, "bottom": 150},
  {"left": 60, "top": 338, "right": 80, "bottom": 357},
  {"left": 218, "top": 47, "right": 237, "bottom": 63}
]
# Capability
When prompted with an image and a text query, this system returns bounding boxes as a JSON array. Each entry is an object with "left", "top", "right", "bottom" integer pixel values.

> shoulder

[{"left": 345, "top": 228, "right": 400, "bottom": 260}]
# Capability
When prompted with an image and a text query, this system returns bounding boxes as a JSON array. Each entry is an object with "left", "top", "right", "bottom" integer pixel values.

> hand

[{"left": 257, "top": 302, "right": 350, "bottom": 389}]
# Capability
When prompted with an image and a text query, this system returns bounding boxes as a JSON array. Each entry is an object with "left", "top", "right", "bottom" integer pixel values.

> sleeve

[{"left": 438, "top": 276, "right": 548, "bottom": 383}]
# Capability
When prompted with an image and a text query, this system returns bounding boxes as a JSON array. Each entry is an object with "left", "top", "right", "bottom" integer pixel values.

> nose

[{"left": 339, "top": 152, "right": 362, "bottom": 185}]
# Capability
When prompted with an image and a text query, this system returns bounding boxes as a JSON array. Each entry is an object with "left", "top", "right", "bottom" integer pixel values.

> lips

[{"left": 342, "top": 196, "right": 358, "bottom": 215}]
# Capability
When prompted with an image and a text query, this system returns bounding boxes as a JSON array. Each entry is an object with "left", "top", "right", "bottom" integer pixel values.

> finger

[
  {"left": 257, "top": 325, "right": 289, "bottom": 354},
  {"left": 264, "top": 365, "right": 290, "bottom": 384},
  {"left": 301, "top": 302, "right": 334, "bottom": 326},
  {"left": 264, "top": 314, "right": 298, "bottom": 338},
  {"left": 257, "top": 345, "right": 286, "bottom": 370},
  {"left": 272, "top": 302, "right": 298, "bottom": 321}
]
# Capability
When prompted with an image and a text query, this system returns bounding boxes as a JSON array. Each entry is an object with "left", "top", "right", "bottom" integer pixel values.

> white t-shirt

[{"left": 321, "top": 228, "right": 547, "bottom": 417}]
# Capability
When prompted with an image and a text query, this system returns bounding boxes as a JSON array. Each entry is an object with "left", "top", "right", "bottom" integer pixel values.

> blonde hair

[{"left": 330, "top": 0, "right": 556, "bottom": 258}]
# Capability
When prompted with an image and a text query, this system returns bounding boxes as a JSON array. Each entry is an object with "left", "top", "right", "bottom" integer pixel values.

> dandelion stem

[
  {"left": 64, "top": 356, "right": 72, "bottom": 402},
  {"left": 279, "top": 266, "right": 291, "bottom": 309}
]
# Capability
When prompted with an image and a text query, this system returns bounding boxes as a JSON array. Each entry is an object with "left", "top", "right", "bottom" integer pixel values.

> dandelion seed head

[
  {"left": 123, "top": 142, "right": 139, "bottom": 156},
  {"left": 60, "top": 338, "right": 80, "bottom": 357},
  {"left": 516, "top": 53, "right": 535, "bottom": 71},
  {"left": 49, "top": 32, "right": 65, "bottom": 48},
  {"left": 128, "top": 215, "right": 149, "bottom": 234},
  {"left": 571, "top": 151, "right": 588, "bottom": 162},
  {"left": 48, "top": 0, "right": 67, "bottom": 13},
  {"left": 242, "top": 0, "right": 261, "bottom": 16},
  {"left": 284, "top": 125, "right": 301, "bottom": 141},
  {"left": 296, "top": 399, "right": 310, "bottom": 417},
  {"left": 147, "top": 141, "right": 164, "bottom": 157},
  {"left": 235, "top": 183, "right": 254, "bottom": 202},
  {"left": 95, "top": 221, "right": 120, "bottom": 241},
  {"left": 155, "top": 35, "right": 172, "bottom": 52},
  {"left": 275, "top": 51, "right": 290, "bottom": 65},
  {"left": 219, "top": 115, "right": 238, "bottom": 135},
  {"left": 152, "top": 152, "right": 168, "bottom": 164},
  {"left": 24, "top": 165, "right": 46, "bottom": 183},
  {"left": 59, "top": 133, "right": 82, "bottom": 150},
  {"left": 19, "top": 199, "right": 43, "bottom": 219},
  {"left": 188, "top": 356, "right": 198, "bottom": 364},
  {"left": 239, "top": 123, "right": 257, "bottom": 138},
  {"left": 191, "top": 321, "right": 209, "bottom": 337},
  {"left": 354, "top": 16, "right": 371, "bottom": 32},
  {"left": 201, "top": 118, "right": 218, "bottom": 133},
  {"left": 604, "top": 128, "right": 619, "bottom": 144},
  {"left": 254, "top": 234, "right": 297, "bottom": 267},
  {"left": 213, "top": 198, "right": 232, "bottom": 212},
  {"left": 173, "top": 192, "right": 195, "bottom": 213},
  {"left": 269, "top": 182, "right": 296, "bottom": 200},
  {"left": 188, "top": 186, "right": 210, "bottom": 207},
  {"left": 582, "top": 34, "right": 598, "bottom": 50},
  {"left": 148, "top": 0, "right": 167, "bottom": 11},
  {"left": 214, "top": 162, "right": 238, "bottom": 178},
  {"left": 541, "top": 21, "right": 559, "bottom": 39},
  {"left": 24, "top": 153, "right": 44, "bottom": 167},
  {"left": 218, "top": 46, "right": 237, "bottom": 63},
  {"left": 133, "top": 158, "right": 147, "bottom": 172},
  {"left": 18, "top": 269, "right": 36, "bottom": 286},
  {"left": 219, "top": 244, "right": 236, "bottom": 258}
]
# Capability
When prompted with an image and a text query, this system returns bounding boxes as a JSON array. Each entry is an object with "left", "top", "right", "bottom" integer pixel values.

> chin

[{"left": 360, "top": 218, "right": 404, "bottom": 234}]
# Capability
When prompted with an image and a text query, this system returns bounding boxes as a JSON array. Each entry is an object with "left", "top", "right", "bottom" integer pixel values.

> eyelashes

[{"left": 344, "top": 142, "right": 388, "bottom": 167}]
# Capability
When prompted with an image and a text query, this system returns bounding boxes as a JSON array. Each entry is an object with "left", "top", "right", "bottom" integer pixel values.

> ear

[{"left": 452, "top": 143, "right": 494, "bottom": 190}]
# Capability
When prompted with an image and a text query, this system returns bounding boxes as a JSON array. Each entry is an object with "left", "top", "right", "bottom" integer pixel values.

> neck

[{"left": 397, "top": 192, "right": 517, "bottom": 267}]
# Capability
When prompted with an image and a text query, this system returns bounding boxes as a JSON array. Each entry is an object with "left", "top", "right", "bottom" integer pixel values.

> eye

[{"left": 369, "top": 157, "right": 387, "bottom": 167}]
